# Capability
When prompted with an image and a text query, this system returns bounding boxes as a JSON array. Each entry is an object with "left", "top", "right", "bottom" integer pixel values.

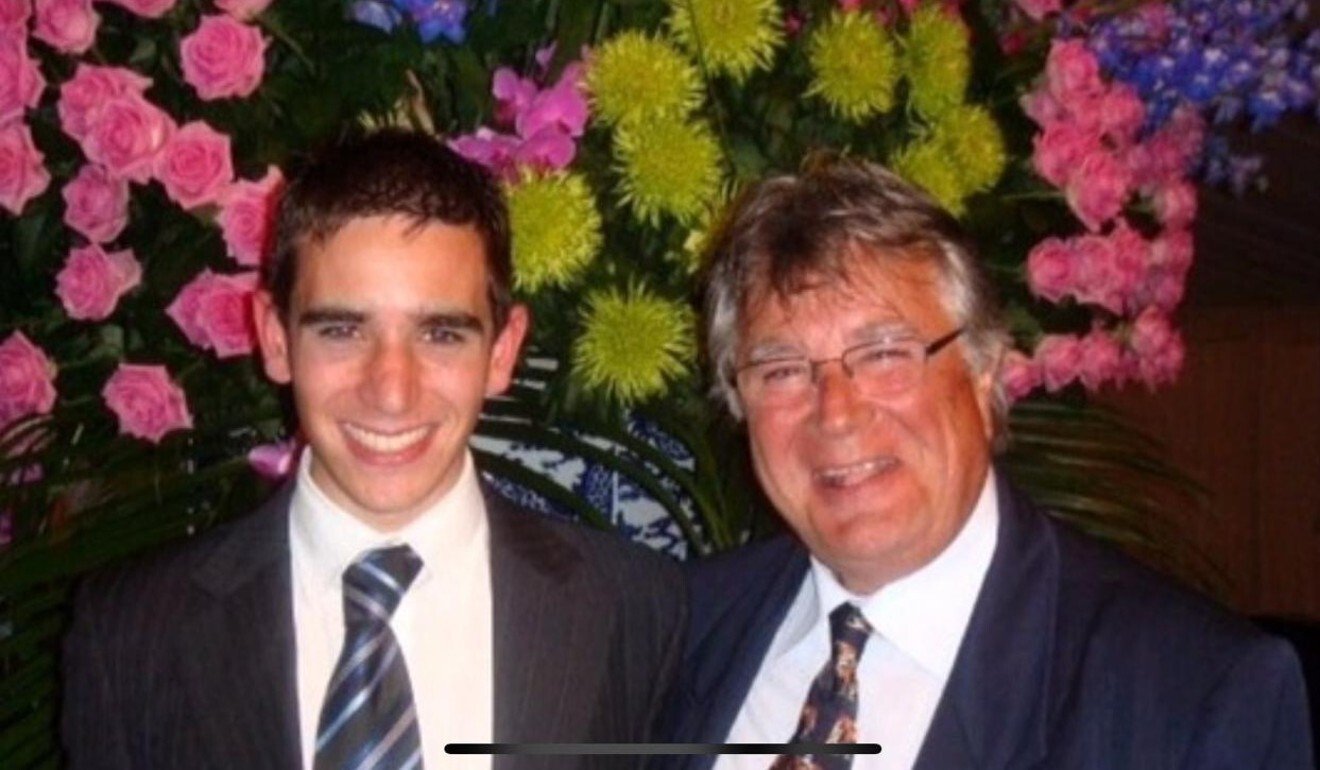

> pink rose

[
  {"left": 0, "top": 0, "right": 32, "bottom": 29},
  {"left": 1065, "top": 150, "right": 1132, "bottom": 231},
  {"left": 1150, "top": 179, "right": 1197, "bottom": 230},
  {"left": 1026, "top": 236, "right": 1074, "bottom": 304},
  {"left": 0, "top": 331, "right": 57, "bottom": 430},
  {"left": 0, "top": 122, "right": 50, "bottom": 215},
  {"left": 1020, "top": 88, "right": 1064, "bottom": 128},
  {"left": 1094, "top": 83, "right": 1145, "bottom": 147},
  {"left": 1076, "top": 328, "right": 1123, "bottom": 391},
  {"left": 248, "top": 438, "right": 300, "bottom": 479},
  {"left": 0, "top": 33, "right": 45, "bottom": 126},
  {"left": 57, "top": 64, "right": 152, "bottom": 144},
  {"left": 218, "top": 165, "right": 282, "bottom": 266},
  {"left": 101, "top": 363, "right": 192, "bottom": 443},
  {"left": 1137, "top": 228, "right": 1194, "bottom": 311},
  {"left": 55, "top": 244, "right": 141, "bottom": 321},
  {"left": 1127, "top": 308, "right": 1184, "bottom": 389},
  {"left": 215, "top": 0, "right": 271, "bottom": 20},
  {"left": 179, "top": 15, "right": 267, "bottom": 101},
  {"left": 62, "top": 164, "right": 130, "bottom": 243},
  {"left": 1014, "top": 0, "right": 1060, "bottom": 21},
  {"left": 165, "top": 269, "right": 258, "bottom": 358},
  {"left": 80, "top": 93, "right": 175, "bottom": 183},
  {"left": 1032, "top": 120, "right": 1102, "bottom": 188},
  {"left": 153, "top": 120, "right": 233, "bottom": 209},
  {"left": 1106, "top": 218, "right": 1150, "bottom": 313},
  {"left": 1045, "top": 39, "right": 1105, "bottom": 103},
  {"left": 1034, "top": 334, "right": 1084, "bottom": 393},
  {"left": 100, "top": 0, "right": 174, "bottom": 18},
  {"left": 31, "top": 0, "right": 97, "bottom": 55},
  {"left": 999, "top": 349, "right": 1041, "bottom": 403}
]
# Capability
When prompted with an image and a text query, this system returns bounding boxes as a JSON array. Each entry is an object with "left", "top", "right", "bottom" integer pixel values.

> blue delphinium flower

[
  {"left": 349, "top": 0, "right": 470, "bottom": 45},
  {"left": 349, "top": 0, "right": 404, "bottom": 33}
]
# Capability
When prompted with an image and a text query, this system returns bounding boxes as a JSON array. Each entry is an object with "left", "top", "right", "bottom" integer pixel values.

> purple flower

[{"left": 349, "top": 0, "right": 403, "bottom": 33}]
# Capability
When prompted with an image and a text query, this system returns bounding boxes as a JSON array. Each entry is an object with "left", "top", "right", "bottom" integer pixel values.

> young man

[{"left": 63, "top": 130, "right": 685, "bottom": 770}]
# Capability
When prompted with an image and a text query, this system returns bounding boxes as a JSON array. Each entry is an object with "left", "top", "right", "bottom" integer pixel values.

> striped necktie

[
  {"left": 315, "top": 544, "right": 424, "bottom": 770},
  {"left": 771, "top": 602, "right": 874, "bottom": 770}
]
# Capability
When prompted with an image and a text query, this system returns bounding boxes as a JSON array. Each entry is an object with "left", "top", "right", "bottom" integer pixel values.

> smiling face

[
  {"left": 254, "top": 214, "right": 527, "bottom": 531},
  {"left": 737, "top": 252, "right": 995, "bottom": 593}
]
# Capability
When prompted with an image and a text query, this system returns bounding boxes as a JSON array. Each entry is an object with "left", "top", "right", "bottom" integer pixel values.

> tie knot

[
  {"left": 829, "top": 602, "right": 872, "bottom": 651},
  {"left": 343, "top": 544, "right": 423, "bottom": 626}
]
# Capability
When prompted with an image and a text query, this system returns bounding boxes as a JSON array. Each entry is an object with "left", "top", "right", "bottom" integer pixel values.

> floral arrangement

[{"left": 0, "top": 0, "right": 1306, "bottom": 757}]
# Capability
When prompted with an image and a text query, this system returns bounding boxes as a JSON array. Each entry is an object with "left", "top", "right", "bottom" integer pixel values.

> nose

[
  {"left": 361, "top": 336, "right": 419, "bottom": 415},
  {"left": 813, "top": 361, "right": 872, "bottom": 435}
]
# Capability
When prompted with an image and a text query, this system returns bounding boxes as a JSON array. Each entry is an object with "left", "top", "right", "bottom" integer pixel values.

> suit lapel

[
  {"left": 486, "top": 492, "right": 611, "bottom": 769},
  {"left": 178, "top": 487, "right": 302, "bottom": 770},
  {"left": 684, "top": 537, "right": 809, "bottom": 770},
  {"left": 914, "top": 477, "right": 1056, "bottom": 770}
]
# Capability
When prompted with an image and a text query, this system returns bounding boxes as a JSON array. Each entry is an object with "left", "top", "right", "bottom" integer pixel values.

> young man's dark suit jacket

[
  {"left": 62, "top": 482, "right": 687, "bottom": 769},
  {"left": 656, "top": 475, "right": 1313, "bottom": 769}
]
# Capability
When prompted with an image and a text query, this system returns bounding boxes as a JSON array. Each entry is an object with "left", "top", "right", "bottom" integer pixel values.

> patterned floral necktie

[
  {"left": 314, "top": 544, "right": 424, "bottom": 770},
  {"left": 770, "top": 602, "right": 875, "bottom": 770}
]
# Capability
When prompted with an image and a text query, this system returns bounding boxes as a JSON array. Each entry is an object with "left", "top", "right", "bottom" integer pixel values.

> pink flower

[
  {"left": 101, "top": 363, "right": 192, "bottom": 443},
  {"left": 248, "top": 438, "right": 300, "bottom": 479},
  {"left": 215, "top": 0, "right": 271, "bottom": 20},
  {"left": 1014, "top": 0, "right": 1060, "bottom": 21},
  {"left": 1127, "top": 308, "right": 1184, "bottom": 389},
  {"left": 62, "top": 164, "right": 130, "bottom": 243},
  {"left": 153, "top": 120, "right": 233, "bottom": 209},
  {"left": 1032, "top": 120, "right": 1102, "bottom": 188},
  {"left": 1045, "top": 39, "right": 1105, "bottom": 103},
  {"left": 1026, "top": 236, "right": 1074, "bottom": 304},
  {"left": 492, "top": 67, "right": 538, "bottom": 126},
  {"left": 31, "top": 0, "right": 97, "bottom": 54},
  {"left": 1034, "top": 334, "right": 1084, "bottom": 392},
  {"left": 0, "top": 331, "right": 57, "bottom": 430},
  {"left": 55, "top": 244, "right": 141, "bottom": 321},
  {"left": 217, "top": 165, "right": 282, "bottom": 266},
  {"left": 1076, "top": 328, "right": 1123, "bottom": 391},
  {"left": 0, "top": 0, "right": 32, "bottom": 29},
  {"left": 1138, "top": 228, "right": 1194, "bottom": 311},
  {"left": 1070, "top": 221, "right": 1147, "bottom": 314},
  {"left": 80, "top": 93, "right": 175, "bottom": 183},
  {"left": 1064, "top": 150, "right": 1132, "bottom": 231},
  {"left": 0, "top": 33, "right": 45, "bottom": 126},
  {"left": 516, "top": 63, "right": 588, "bottom": 139},
  {"left": 57, "top": 64, "right": 153, "bottom": 145},
  {"left": 165, "top": 269, "right": 259, "bottom": 358},
  {"left": 0, "top": 122, "right": 50, "bottom": 215},
  {"left": 179, "top": 15, "right": 267, "bottom": 101},
  {"left": 99, "top": 0, "right": 174, "bottom": 17},
  {"left": 449, "top": 128, "right": 521, "bottom": 179},
  {"left": 1150, "top": 179, "right": 1197, "bottom": 230},
  {"left": 100, "top": 0, "right": 174, "bottom": 18},
  {"left": 1094, "top": 83, "right": 1145, "bottom": 147},
  {"left": 1020, "top": 88, "right": 1065, "bottom": 128},
  {"left": 999, "top": 349, "right": 1041, "bottom": 402}
]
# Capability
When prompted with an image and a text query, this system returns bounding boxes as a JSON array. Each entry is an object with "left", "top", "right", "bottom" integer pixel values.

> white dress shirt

[
  {"left": 290, "top": 449, "right": 493, "bottom": 770},
  {"left": 717, "top": 471, "right": 999, "bottom": 770}
]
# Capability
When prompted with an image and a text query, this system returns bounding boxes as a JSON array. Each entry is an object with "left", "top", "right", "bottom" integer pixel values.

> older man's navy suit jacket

[{"left": 656, "top": 477, "right": 1313, "bottom": 769}]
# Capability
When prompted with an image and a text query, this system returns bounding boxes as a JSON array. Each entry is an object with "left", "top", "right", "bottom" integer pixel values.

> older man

[{"left": 656, "top": 159, "right": 1311, "bottom": 769}]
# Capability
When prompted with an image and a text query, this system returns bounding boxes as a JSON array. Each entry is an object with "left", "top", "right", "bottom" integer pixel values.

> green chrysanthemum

[
  {"left": 507, "top": 172, "right": 603, "bottom": 293},
  {"left": 614, "top": 117, "right": 723, "bottom": 226},
  {"left": 902, "top": 4, "right": 971, "bottom": 118},
  {"left": 586, "top": 32, "right": 704, "bottom": 128},
  {"left": 806, "top": 12, "right": 900, "bottom": 122},
  {"left": 667, "top": 0, "right": 782, "bottom": 83},
  {"left": 572, "top": 284, "right": 694, "bottom": 404},
  {"left": 932, "top": 105, "right": 1007, "bottom": 193},
  {"left": 892, "top": 139, "right": 968, "bottom": 216}
]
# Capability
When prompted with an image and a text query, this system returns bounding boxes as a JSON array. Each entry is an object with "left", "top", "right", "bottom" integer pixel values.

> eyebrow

[
  {"left": 743, "top": 323, "right": 915, "bottom": 361},
  {"left": 296, "top": 307, "right": 485, "bottom": 333}
]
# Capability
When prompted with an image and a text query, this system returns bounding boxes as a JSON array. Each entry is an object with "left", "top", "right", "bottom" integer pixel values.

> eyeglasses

[{"left": 734, "top": 327, "right": 964, "bottom": 408}]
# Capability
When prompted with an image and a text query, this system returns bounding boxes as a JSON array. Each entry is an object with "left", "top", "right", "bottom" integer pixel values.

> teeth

[
  {"left": 343, "top": 423, "right": 430, "bottom": 453},
  {"left": 815, "top": 458, "right": 896, "bottom": 487}
]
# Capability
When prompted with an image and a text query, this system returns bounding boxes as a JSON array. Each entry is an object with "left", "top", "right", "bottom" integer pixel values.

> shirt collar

[
  {"left": 290, "top": 448, "right": 487, "bottom": 592},
  {"left": 788, "top": 469, "right": 1000, "bottom": 682}
]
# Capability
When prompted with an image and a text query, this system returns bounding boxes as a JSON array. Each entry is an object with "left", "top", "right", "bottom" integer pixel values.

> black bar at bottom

[{"left": 444, "top": 743, "right": 882, "bottom": 756}]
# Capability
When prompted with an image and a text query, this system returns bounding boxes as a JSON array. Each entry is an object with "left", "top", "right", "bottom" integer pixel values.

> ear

[
  {"left": 484, "top": 304, "right": 529, "bottom": 397},
  {"left": 252, "top": 290, "right": 293, "bottom": 385},
  {"left": 974, "top": 343, "right": 1004, "bottom": 442}
]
